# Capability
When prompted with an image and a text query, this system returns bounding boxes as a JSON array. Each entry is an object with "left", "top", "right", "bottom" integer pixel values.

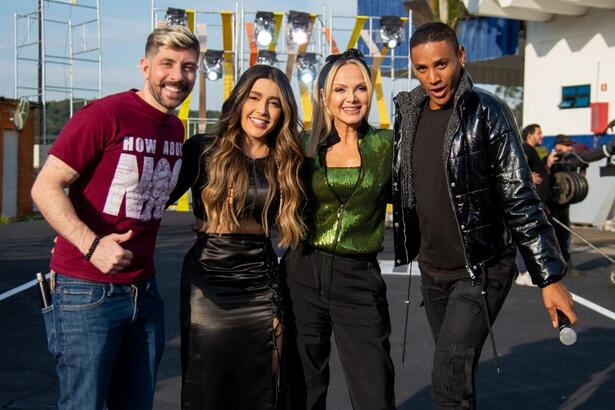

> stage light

[
  {"left": 165, "top": 8, "right": 187, "bottom": 27},
  {"left": 203, "top": 50, "right": 224, "bottom": 81},
  {"left": 257, "top": 50, "right": 277, "bottom": 66},
  {"left": 255, "top": 11, "right": 275, "bottom": 47},
  {"left": 297, "top": 52, "right": 318, "bottom": 84},
  {"left": 379, "top": 16, "right": 404, "bottom": 49},
  {"left": 288, "top": 11, "right": 311, "bottom": 47}
]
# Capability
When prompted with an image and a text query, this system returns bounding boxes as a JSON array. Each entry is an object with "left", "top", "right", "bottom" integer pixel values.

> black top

[
  {"left": 412, "top": 102, "right": 466, "bottom": 274},
  {"left": 522, "top": 142, "right": 550, "bottom": 203},
  {"left": 168, "top": 134, "right": 278, "bottom": 226}
]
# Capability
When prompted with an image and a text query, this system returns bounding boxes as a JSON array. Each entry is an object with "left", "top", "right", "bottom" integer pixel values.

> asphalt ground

[{"left": 1, "top": 211, "right": 614, "bottom": 409}]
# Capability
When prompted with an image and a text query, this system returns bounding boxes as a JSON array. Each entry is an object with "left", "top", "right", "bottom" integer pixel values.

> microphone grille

[{"left": 559, "top": 327, "right": 577, "bottom": 346}]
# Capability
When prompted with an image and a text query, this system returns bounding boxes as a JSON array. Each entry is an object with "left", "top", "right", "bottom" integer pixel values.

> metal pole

[
  {"left": 69, "top": 19, "right": 74, "bottom": 117},
  {"left": 407, "top": 9, "right": 412, "bottom": 91},
  {"left": 328, "top": 6, "right": 333, "bottom": 55},
  {"left": 551, "top": 217, "right": 615, "bottom": 264},
  {"left": 40, "top": 0, "right": 47, "bottom": 146},
  {"left": 391, "top": 45, "right": 395, "bottom": 127},
  {"left": 320, "top": 4, "right": 325, "bottom": 57},
  {"left": 97, "top": 0, "right": 102, "bottom": 98},
  {"left": 238, "top": 1, "right": 243, "bottom": 76},
  {"left": 14, "top": 13, "right": 18, "bottom": 99},
  {"left": 151, "top": 0, "right": 155, "bottom": 30}
]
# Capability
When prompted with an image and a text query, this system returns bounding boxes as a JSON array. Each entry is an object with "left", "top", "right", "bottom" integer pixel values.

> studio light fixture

[
  {"left": 257, "top": 50, "right": 277, "bottom": 66},
  {"left": 379, "top": 16, "right": 404, "bottom": 49},
  {"left": 288, "top": 10, "right": 311, "bottom": 47},
  {"left": 255, "top": 11, "right": 275, "bottom": 47},
  {"left": 165, "top": 8, "right": 187, "bottom": 27},
  {"left": 203, "top": 50, "right": 224, "bottom": 81},
  {"left": 297, "top": 52, "right": 318, "bottom": 84}
]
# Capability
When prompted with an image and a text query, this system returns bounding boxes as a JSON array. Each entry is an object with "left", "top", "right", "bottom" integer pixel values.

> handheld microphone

[
  {"left": 36, "top": 272, "right": 52, "bottom": 309},
  {"left": 557, "top": 310, "right": 577, "bottom": 346}
]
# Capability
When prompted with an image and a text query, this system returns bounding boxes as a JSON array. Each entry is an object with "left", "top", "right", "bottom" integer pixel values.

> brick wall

[{"left": 0, "top": 98, "right": 37, "bottom": 218}]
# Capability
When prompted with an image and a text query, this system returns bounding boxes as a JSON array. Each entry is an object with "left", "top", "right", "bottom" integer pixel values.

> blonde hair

[
  {"left": 145, "top": 25, "right": 200, "bottom": 58},
  {"left": 201, "top": 65, "right": 306, "bottom": 247},
  {"left": 306, "top": 59, "right": 373, "bottom": 158}
]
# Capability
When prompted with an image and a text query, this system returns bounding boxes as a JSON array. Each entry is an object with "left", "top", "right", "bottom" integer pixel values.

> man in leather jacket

[{"left": 392, "top": 22, "right": 577, "bottom": 409}]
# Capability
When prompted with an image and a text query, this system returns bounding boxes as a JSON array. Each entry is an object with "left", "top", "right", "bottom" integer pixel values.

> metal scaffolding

[{"left": 14, "top": 0, "right": 102, "bottom": 145}]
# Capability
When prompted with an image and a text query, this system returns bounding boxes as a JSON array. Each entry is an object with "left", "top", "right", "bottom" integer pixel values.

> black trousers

[
  {"left": 283, "top": 244, "right": 395, "bottom": 410},
  {"left": 419, "top": 265, "right": 513, "bottom": 410}
]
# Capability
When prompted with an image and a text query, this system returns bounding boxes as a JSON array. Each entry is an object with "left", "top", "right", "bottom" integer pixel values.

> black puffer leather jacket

[{"left": 392, "top": 71, "right": 566, "bottom": 287}]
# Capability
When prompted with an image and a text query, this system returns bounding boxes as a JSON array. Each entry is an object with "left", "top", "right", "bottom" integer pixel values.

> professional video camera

[{"left": 550, "top": 120, "right": 615, "bottom": 206}]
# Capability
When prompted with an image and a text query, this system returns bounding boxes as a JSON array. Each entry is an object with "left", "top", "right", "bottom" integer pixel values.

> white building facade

[{"left": 462, "top": 0, "right": 615, "bottom": 225}]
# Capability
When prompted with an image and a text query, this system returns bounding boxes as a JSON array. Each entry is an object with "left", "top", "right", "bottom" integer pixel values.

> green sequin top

[{"left": 303, "top": 127, "right": 393, "bottom": 255}]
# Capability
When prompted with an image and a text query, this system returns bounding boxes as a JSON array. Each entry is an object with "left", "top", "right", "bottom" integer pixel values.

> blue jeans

[{"left": 42, "top": 273, "right": 165, "bottom": 410}]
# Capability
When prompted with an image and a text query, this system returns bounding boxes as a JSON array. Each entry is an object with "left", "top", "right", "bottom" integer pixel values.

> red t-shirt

[{"left": 49, "top": 90, "right": 185, "bottom": 283}]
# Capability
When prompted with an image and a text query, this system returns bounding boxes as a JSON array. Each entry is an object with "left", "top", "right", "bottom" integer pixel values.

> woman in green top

[{"left": 284, "top": 49, "right": 394, "bottom": 410}]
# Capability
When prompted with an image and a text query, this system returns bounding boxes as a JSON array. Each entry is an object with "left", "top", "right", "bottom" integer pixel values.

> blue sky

[{"left": 0, "top": 0, "right": 361, "bottom": 107}]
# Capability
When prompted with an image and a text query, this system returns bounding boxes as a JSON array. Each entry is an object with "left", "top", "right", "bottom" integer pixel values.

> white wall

[{"left": 523, "top": 8, "right": 615, "bottom": 136}]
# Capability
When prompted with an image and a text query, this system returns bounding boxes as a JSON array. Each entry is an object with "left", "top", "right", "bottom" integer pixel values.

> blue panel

[
  {"left": 356, "top": 0, "right": 409, "bottom": 74},
  {"left": 543, "top": 134, "right": 615, "bottom": 152},
  {"left": 457, "top": 17, "right": 520, "bottom": 62}
]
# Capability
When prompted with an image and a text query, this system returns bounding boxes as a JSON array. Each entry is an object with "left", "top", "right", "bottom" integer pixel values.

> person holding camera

[{"left": 546, "top": 134, "right": 583, "bottom": 271}]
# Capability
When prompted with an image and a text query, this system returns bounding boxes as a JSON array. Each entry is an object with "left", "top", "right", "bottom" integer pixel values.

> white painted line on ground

[
  {"left": 0, "top": 272, "right": 50, "bottom": 302},
  {"left": 571, "top": 292, "right": 615, "bottom": 321},
  {"left": 378, "top": 260, "right": 421, "bottom": 275},
  {"left": 1, "top": 267, "right": 613, "bottom": 323},
  {"left": 0, "top": 261, "right": 418, "bottom": 302}
]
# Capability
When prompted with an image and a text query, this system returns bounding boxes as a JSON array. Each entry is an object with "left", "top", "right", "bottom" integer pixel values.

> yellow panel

[
  {"left": 347, "top": 16, "right": 367, "bottom": 50},
  {"left": 220, "top": 11, "right": 234, "bottom": 50},
  {"left": 374, "top": 69, "right": 390, "bottom": 129},
  {"left": 296, "top": 14, "right": 317, "bottom": 128},
  {"left": 174, "top": 9, "right": 197, "bottom": 212},
  {"left": 299, "top": 82, "right": 313, "bottom": 129},
  {"left": 186, "top": 9, "right": 195, "bottom": 32},
  {"left": 268, "top": 12, "right": 284, "bottom": 52},
  {"left": 221, "top": 11, "right": 235, "bottom": 100}
]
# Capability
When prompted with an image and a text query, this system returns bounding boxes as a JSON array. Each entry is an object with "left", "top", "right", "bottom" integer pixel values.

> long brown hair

[{"left": 202, "top": 65, "right": 305, "bottom": 246}]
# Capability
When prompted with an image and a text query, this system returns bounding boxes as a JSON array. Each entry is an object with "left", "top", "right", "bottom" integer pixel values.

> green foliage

[
  {"left": 495, "top": 85, "right": 524, "bottom": 127},
  {"left": 432, "top": 0, "right": 467, "bottom": 29},
  {"left": 45, "top": 99, "right": 220, "bottom": 136},
  {"left": 46, "top": 99, "right": 89, "bottom": 135}
]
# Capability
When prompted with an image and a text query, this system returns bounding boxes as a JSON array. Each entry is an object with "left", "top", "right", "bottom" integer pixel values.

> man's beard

[{"left": 148, "top": 79, "right": 188, "bottom": 110}]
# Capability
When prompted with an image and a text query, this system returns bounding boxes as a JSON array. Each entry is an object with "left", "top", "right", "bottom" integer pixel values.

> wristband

[{"left": 85, "top": 235, "right": 102, "bottom": 260}]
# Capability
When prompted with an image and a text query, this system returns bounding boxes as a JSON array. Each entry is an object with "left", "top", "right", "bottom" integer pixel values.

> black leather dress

[{"left": 168, "top": 135, "right": 282, "bottom": 410}]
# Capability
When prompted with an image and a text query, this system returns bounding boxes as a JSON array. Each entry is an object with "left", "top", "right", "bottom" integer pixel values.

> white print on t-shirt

[
  {"left": 122, "top": 136, "right": 157, "bottom": 154},
  {"left": 162, "top": 140, "right": 182, "bottom": 156},
  {"left": 103, "top": 137, "right": 182, "bottom": 221},
  {"left": 120, "top": 136, "right": 183, "bottom": 158}
]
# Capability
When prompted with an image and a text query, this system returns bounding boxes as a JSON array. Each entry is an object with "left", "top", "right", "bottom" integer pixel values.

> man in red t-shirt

[{"left": 31, "top": 25, "right": 199, "bottom": 410}]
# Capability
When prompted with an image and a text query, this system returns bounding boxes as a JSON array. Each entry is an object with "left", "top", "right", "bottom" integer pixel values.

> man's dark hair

[
  {"left": 409, "top": 22, "right": 459, "bottom": 52},
  {"left": 522, "top": 124, "right": 540, "bottom": 141}
]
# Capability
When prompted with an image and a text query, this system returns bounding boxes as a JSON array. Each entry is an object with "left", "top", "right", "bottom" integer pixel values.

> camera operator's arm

[{"left": 546, "top": 149, "right": 558, "bottom": 171}]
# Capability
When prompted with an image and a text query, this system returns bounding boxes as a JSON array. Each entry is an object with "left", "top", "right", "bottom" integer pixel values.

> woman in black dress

[{"left": 168, "top": 65, "right": 305, "bottom": 409}]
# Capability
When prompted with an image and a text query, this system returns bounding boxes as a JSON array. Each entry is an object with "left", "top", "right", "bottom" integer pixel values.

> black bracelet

[{"left": 85, "top": 235, "right": 102, "bottom": 260}]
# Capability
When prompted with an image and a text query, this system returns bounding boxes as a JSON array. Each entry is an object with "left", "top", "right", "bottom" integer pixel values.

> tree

[
  {"left": 405, "top": 0, "right": 467, "bottom": 29},
  {"left": 495, "top": 85, "right": 524, "bottom": 127},
  {"left": 45, "top": 99, "right": 220, "bottom": 136}
]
